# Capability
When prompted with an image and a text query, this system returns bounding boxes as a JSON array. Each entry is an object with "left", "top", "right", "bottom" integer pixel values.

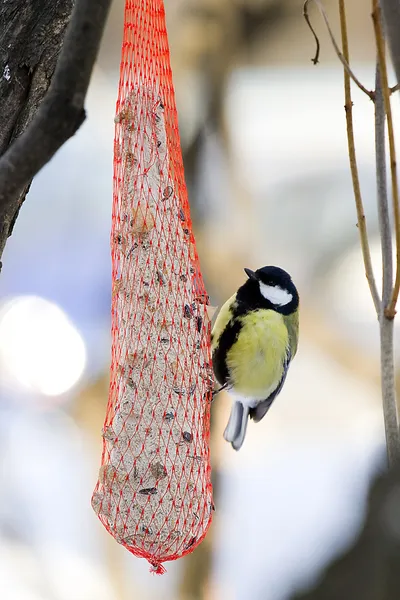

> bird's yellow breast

[{"left": 226, "top": 309, "right": 288, "bottom": 399}]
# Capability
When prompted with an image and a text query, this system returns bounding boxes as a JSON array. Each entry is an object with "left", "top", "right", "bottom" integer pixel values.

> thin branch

[
  {"left": 338, "top": 0, "right": 381, "bottom": 315},
  {"left": 379, "top": 0, "right": 400, "bottom": 90},
  {"left": 391, "top": 83, "right": 400, "bottom": 94},
  {"left": 303, "top": 0, "right": 374, "bottom": 99},
  {"left": 372, "top": 0, "right": 400, "bottom": 318},
  {"left": 376, "top": 66, "right": 393, "bottom": 316},
  {"left": 0, "top": 0, "right": 112, "bottom": 215},
  {"left": 303, "top": 2, "right": 320, "bottom": 64},
  {"left": 375, "top": 62, "right": 400, "bottom": 467},
  {"left": 379, "top": 318, "right": 399, "bottom": 465},
  {"left": 380, "top": 303, "right": 399, "bottom": 465}
]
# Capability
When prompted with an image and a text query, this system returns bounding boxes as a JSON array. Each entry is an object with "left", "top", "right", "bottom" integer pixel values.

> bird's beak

[{"left": 244, "top": 268, "right": 257, "bottom": 280}]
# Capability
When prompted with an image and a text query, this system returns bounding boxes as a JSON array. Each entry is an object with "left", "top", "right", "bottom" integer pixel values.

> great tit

[{"left": 211, "top": 266, "right": 299, "bottom": 450}]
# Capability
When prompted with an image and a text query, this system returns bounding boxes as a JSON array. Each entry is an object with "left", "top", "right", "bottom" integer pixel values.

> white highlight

[
  {"left": 259, "top": 282, "right": 292, "bottom": 306},
  {"left": 3, "top": 65, "right": 10, "bottom": 81},
  {"left": 0, "top": 295, "right": 86, "bottom": 397}
]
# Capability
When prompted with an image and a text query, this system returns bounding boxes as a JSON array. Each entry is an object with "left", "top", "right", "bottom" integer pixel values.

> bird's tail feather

[
  {"left": 223, "top": 402, "right": 250, "bottom": 451},
  {"left": 223, "top": 402, "right": 243, "bottom": 442}
]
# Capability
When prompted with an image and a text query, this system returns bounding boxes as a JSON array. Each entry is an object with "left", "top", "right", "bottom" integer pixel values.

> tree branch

[
  {"left": 375, "top": 62, "right": 400, "bottom": 467},
  {"left": 303, "top": 0, "right": 374, "bottom": 99},
  {"left": 0, "top": 0, "right": 113, "bottom": 266},
  {"left": 372, "top": 1, "right": 400, "bottom": 319},
  {"left": 375, "top": 66, "right": 392, "bottom": 313},
  {"left": 339, "top": 0, "right": 381, "bottom": 315}
]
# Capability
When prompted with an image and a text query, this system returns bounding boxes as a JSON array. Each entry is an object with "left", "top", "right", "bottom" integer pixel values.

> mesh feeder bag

[{"left": 91, "top": 0, "right": 214, "bottom": 574}]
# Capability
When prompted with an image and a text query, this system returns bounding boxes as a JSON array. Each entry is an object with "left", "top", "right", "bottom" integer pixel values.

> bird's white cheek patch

[{"left": 259, "top": 283, "right": 292, "bottom": 306}]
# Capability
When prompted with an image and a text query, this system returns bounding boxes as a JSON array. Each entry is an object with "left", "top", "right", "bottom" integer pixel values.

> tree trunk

[{"left": 0, "top": 0, "right": 74, "bottom": 266}]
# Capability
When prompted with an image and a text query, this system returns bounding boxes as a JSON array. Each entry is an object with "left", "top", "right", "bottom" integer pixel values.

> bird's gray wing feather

[{"left": 250, "top": 349, "right": 292, "bottom": 424}]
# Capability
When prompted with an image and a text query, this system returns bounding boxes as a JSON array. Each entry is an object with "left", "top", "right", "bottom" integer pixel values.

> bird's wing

[
  {"left": 286, "top": 310, "right": 299, "bottom": 357},
  {"left": 249, "top": 349, "right": 292, "bottom": 423},
  {"left": 211, "top": 294, "right": 237, "bottom": 348},
  {"left": 211, "top": 294, "right": 240, "bottom": 387}
]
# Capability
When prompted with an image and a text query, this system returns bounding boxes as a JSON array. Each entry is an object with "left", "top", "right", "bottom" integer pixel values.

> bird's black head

[{"left": 237, "top": 265, "right": 299, "bottom": 315}]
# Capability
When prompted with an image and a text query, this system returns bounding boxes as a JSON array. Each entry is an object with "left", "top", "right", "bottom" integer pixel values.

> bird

[{"left": 211, "top": 265, "right": 299, "bottom": 451}]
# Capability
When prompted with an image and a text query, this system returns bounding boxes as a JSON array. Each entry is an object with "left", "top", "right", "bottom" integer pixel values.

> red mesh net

[{"left": 91, "top": 0, "right": 214, "bottom": 574}]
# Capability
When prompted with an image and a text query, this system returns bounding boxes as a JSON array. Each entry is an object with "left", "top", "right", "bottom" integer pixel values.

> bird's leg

[{"left": 211, "top": 382, "right": 228, "bottom": 402}]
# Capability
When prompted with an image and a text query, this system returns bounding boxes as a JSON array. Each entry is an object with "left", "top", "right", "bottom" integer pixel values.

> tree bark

[{"left": 0, "top": 0, "right": 74, "bottom": 267}]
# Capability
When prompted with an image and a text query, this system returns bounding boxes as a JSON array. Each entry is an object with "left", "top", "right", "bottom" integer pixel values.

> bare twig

[
  {"left": 0, "top": 0, "right": 112, "bottom": 223},
  {"left": 375, "top": 63, "right": 400, "bottom": 467},
  {"left": 379, "top": 0, "right": 400, "bottom": 89},
  {"left": 339, "top": 0, "right": 381, "bottom": 315},
  {"left": 305, "top": 0, "right": 400, "bottom": 465},
  {"left": 376, "top": 65, "right": 393, "bottom": 329},
  {"left": 372, "top": 1, "right": 400, "bottom": 319},
  {"left": 380, "top": 316, "right": 398, "bottom": 465},
  {"left": 303, "top": 1, "right": 321, "bottom": 64},
  {"left": 391, "top": 83, "right": 400, "bottom": 94},
  {"left": 303, "top": 0, "right": 374, "bottom": 99}
]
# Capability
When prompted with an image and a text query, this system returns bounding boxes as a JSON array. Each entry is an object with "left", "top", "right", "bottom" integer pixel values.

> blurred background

[{"left": 0, "top": 0, "right": 399, "bottom": 598}]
